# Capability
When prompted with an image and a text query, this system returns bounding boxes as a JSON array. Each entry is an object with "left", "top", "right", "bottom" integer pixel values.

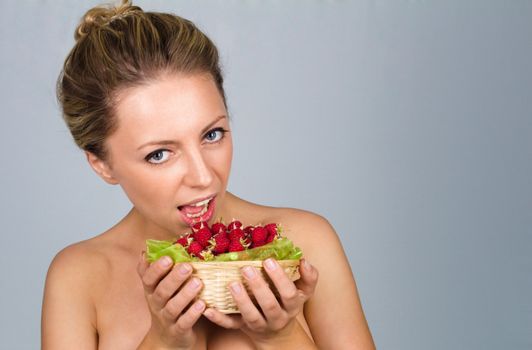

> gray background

[{"left": 1, "top": 0, "right": 530, "bottom": 349}]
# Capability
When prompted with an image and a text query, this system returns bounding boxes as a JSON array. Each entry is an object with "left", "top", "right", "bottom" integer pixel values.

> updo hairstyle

[{"left": 57, "top": 0, "right": 226, "bottom": 160}]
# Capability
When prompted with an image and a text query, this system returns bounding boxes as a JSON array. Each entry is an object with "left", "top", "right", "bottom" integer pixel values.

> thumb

[
  {"left": 137, "top": 250, "right": 149, "bottom": 277},
  {"left": 294, "top": 259, "right": 319, "bottom": 299}
]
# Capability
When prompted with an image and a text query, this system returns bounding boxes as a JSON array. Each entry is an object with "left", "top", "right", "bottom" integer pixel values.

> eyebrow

[{"left": 137, "top": 115, "right": 227, "bottom": 151}]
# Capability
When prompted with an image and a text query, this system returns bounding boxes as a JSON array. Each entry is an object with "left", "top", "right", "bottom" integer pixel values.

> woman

[{"left": 41, "top": 1, "right": 375, "bottom": 349}]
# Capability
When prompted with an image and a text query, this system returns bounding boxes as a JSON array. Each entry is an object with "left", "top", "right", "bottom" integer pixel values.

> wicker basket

[{"left": 189, "top": 260, "right": 301, "bottom": 314}]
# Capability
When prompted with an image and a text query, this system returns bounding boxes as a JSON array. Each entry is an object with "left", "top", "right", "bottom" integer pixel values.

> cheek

[
  {"left": 117, "top": 165, "right": 183, "bottom": 209},
  {"left": 214, "top": 139, "right": 233, "bottom": 176}
]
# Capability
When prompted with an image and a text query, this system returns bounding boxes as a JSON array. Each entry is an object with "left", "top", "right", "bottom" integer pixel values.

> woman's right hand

[{"left": 137, "top": 254, "right": 205, "bottom": 350}]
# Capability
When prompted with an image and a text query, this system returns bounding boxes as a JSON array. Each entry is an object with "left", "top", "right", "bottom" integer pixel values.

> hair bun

[{"left": 74, "top": 0, "right": 141, "bottom": 41}]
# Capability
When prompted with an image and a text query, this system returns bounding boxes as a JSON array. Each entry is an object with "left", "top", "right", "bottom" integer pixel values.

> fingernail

[
  {"left": 194, "top": 300, "right": 205, "bottom": 311},
  {"left": 230, "top": 282, "right": 242, "bottom": 294},
  {"left": 204, "top": 308, "right": 214, "bottom": 318},
  {"left": 242, "top": 266, "right": 256, "bottom": 279},
  {"left": 265, "top": 258, "right": 277, "bottom": 271},
  {"left": 302, "top": 259, "right": 311, "bottom": 271},
  {"left": 190, "top": 278, "right": 201, "bottom": 289},
  {"left": 160, "top": 256, "right": 172, "bottom": 267},
  {"left": 179, "top": 264, "right": 191, "bottom": 274}
]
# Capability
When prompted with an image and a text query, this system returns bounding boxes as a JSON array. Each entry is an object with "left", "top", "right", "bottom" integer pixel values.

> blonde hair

[{"left": 57, "top": 0, "right": 226, "bottom": 160}]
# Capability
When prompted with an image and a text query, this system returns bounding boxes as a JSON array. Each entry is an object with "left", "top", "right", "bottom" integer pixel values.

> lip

[
  {"left": 177, "top": 193, "right": 217, "bottom": 209},
  {"left": 179, "top": 195, "right": 216, "bottom": 226}
]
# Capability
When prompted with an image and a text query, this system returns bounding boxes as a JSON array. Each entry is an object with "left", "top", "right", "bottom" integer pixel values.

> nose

[{"left": 183, "top": 148, "right": 214, "bottom": 189}]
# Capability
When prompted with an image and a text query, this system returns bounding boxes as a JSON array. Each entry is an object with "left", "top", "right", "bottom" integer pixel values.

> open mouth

[{"left": 178, "top": 195, "right": 216, "bottom": 225}]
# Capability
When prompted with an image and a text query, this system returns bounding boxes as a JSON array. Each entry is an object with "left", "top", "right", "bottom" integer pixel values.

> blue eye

[
  {"left": 146, "top": 149, "right": 170, "bottom": 164},
  {"left": 205, "top": 128, "right": 228, "bottom": 143}
]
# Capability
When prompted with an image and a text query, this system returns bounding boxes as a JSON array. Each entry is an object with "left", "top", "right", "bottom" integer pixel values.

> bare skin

[{"left": 41, "top": 73, "right": 375, "bottom": 349}]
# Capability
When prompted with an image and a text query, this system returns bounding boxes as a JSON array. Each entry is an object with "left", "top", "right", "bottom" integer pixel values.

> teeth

[
  {"left": 185, "top": 205, "right": 209, "bottom": 218},
  {"left": 190, "top": 197, "right": 212, "bottom": 207}
]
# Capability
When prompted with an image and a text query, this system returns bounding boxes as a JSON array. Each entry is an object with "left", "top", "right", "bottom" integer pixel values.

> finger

[
  {"left": 202, "top": 308, "right": 244, "bottom": 329},
  {"left": 162, "top": 277, "right": 203, "bottom": 321},
  {"left": 173, "top": 299, "right": 206, "bottom": 332},
  {"left": 228, "top": 280, "right": 267, "bottom": 330},
  {"left": 242, "top": 265, "right": 285, "bottom": 327},
  {"left": 262, "top": 258, "right": 300, "bottom": 314},
  {"left": 137, "top": 251, "right": 149, "bottom": 277},
  {"left": 141, "top": 256, "right": 174, "bottom": 294},
  {"left": 151, "top": 263, "right": 193, "bottom": 308},
  {"left": 240, "top": 266, "right": 285, "bottom": 326},
  {"left": 294, "top": 259, "right": 319, "bottom": 299}
]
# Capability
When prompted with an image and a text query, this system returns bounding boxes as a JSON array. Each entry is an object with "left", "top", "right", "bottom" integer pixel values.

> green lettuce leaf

[{"left": 146, "top": 239, "right": 193, "bottom": 263}]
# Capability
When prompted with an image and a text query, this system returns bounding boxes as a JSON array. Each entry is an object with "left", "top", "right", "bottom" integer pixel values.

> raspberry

[
  {"left": 241, "top": 236, "right": 251, "bottom": 248},
  {"left": 227, "top": 220, "right": 243, "bottom": 231},
  {"left": 265, "top": 223, "right": 279, "bottom": 236},
  {"left": 210, "top": 233, "right": 230, "bottom": 255},
  {"left": 250, "top": 226, "right": 268, "bottom": 248},
  {"left": 265, "top": 223, "right": 279, "bottom": 243},
  {"left": 176, "top": 234, "right": 192, "bottom": 247},
  {"left": 243, "top": 225, "right": 254, "bottom": 235},
  {"left": 228, "top": 228, "right": 245, "bottom": 241},
  {"left": 212, "top": 231, "right": 228, "bottom": 240},
  {"left": 191, "top": 221, "right": 209, "bottom": 233},
  {"left": 228, "top": 239, "right": 245, "bottom": 252},
  {"left": 175, "top": 220, "right": 284, "bottom": 257},
  {"left": 211, "top": 222, "right": 226, "bottom": 235},
  {"left": 187, "top": 241, "right": 205, "bottom": 259},
  {"left": 265, "top": 231, "right": 277, "bottom": 244},
  {"left": 193, "top": 227, "right": 212, "bottom": 247}
]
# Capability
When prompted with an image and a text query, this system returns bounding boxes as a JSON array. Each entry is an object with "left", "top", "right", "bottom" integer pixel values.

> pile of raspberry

[{"left": 175, "top": 220, "right": 281, "bottom": 260}]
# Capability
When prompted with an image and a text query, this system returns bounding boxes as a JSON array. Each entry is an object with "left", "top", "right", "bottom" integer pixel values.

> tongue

[{"left": 179, "top": 204, "right": 205, "bottom": 215}]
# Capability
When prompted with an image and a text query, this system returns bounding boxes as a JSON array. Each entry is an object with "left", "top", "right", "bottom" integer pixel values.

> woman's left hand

[{"left": 202, "top": 258, "right": 318, "bottom": 345}]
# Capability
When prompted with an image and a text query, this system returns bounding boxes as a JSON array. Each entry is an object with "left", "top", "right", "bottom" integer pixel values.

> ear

[{"left": 85, "top": 151, "right": 119, "bottom": 185}]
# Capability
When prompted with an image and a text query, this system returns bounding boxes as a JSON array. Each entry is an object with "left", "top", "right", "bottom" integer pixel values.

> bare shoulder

[
  {"left": 270, "top": 206, "right": 331, "bottom": 228},
  {"left": 253, "top": 205, "right": 376, "bottom": 348},
  {"left": 43, "top": 232, "right": 124, "bottom": 311},
  {"left": 46, "top": 236, "right": 111, "bottom": 286},
  {"left": 42, "top": 236, "right": 112, "bottom": 349},
  {"left": 43, "top": 236, "right": 112, "bottom": 322},
  {"left": 261, "top": 206, "right": 343, "bottom": 262}
]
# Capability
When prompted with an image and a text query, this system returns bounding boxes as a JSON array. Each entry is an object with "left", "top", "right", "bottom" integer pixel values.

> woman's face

[{"left": 94, "top": 73, "right": 233, "bottom": 236}]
